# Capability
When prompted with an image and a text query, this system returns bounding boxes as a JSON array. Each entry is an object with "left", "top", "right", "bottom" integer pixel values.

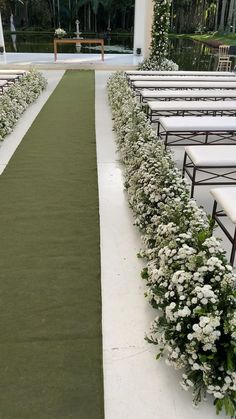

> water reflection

[
  {"left": 4, "top": 33, "right": 221, "bottom": 71},
  {"left": 10, "top": 14, "right": 17, "bottom": 52},
  {"left": 11, "top": 33, "right": 17, "bottom": 52},
  {"left": 168, "top": 37, "right": 218, "bottom": 71}
]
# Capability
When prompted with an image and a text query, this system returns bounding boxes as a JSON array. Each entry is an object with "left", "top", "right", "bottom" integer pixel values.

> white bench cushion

[
  {"left": 0, "top": 74, "right": 19, "bottom": 80},
  {"left": 0, "top": 80, "right": 8, "bottom": 87},
  {"left": 141, "top": 89, "right": 236, "bottom": 99},
  {"left": 185, "top": 145, "right": 236, "bottom": 165},
  {"left": 127, "top": 71, "right": 236, "bottom": 76},
  {"left": 131, "top": 76, "right": 236, "bottom": 82},
  {"left": 159, "top": 116, "right": 236, "bottom": 131},
  {"left": 0, "top": 70, "right": 27, "bottom": 74},
  {"left": 148, "top": 100, "right": 236, "bottom": 111},
  {"left": 211, "top": 187, "right": 236, "bottom": 223},
  {"left": 134, "top": 81, "right": 236, "bottom": 89}
]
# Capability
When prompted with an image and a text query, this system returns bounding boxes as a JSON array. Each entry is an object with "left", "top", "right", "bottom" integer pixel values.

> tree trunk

[
  {"left": 233, "top": 0, "right": 236, "bottom": 31},
  {"left": 68, "top": 0, "right": 71, "bottom": 31},
  {"left": 94, "top": 12, "right": 97, "bottom": 32},
  {"left": 215, "top": 0, "right": 220, "bottom": 31},
  {"left": 170, "top": 0, "right": 174, "bottom": 31},
  {"left": 57, "top": 0, "right": 61, "bottom": 27},
  {"left": 107, "top": 13, "right": 111, "bottom": 30},
  {"left": 218, "top": 0, "right": 227, "bottom": 32},
  {"left": 83, "top": 5, "right": 87, "bottom": 30},
  {"left": 24, "top": 0, "right": 29, "bottom": 26},
  {"left": 226, "top": 0, "right": 235, "bottom": 31},
  {"left": 52, "top": 0, "right": 56, "bottom": 28},
  {"left": 122, "top": 10, "right": 126, "bottom": 29},
  {"left": 88, "top": 3, "right": 91, "bottom": 31}
]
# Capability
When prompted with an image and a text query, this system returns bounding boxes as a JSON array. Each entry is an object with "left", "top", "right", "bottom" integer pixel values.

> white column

[
  {"left": 133, "top": 0, "right": 154, "bottom": 59},
  {"left": 0, "top": 11, "right": 6, "bottom": 63}
]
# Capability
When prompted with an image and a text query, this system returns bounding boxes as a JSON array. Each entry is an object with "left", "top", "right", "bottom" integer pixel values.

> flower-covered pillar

[
  {"left": 150, "top": 0, "right": 171, "bottom": 61},
  {"left": 133, "top": 0, "right": 154, "bottom": 58}
]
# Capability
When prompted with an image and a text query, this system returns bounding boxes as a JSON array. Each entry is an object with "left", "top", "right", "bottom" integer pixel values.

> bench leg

[
  {"left": 190, "top": 167, "right": 196, "bottom": 198},
  {"left": 230, "top": 227, "right": 236, "bottom": 266},
  {"left": 212, "top": 200, "right": 217, "bottom": 219},
  {"left": 165, "top": 132, "right": 168, "bottom": 149},
  {"left": 182, "top": 151, "right": 187, "bottom": 178}
]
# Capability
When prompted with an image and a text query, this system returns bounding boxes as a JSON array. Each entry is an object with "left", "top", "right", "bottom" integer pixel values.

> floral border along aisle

[
  {"left": 0, "top": 69, "right": 47, "bottom": 141},
  {"left": 107, "top": 72, "right": 236, "bottom": 418}
]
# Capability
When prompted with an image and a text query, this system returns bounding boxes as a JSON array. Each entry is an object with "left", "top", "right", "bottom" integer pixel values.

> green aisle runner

[{"left": 0, "top": 71, "right": 104, "bottom": 419}]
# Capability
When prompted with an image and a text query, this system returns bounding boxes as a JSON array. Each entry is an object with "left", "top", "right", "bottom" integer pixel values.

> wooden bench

[
  {"left": 147, "top": 100, "right": 236, "bottom": 123},
  {"left": 211, "top": 187, "right": 236, "bottom": 265},
  {"left": 140, "top": 89, "right": 236, "bottom": 104},
  {"left": 182, "top": 145, "right": 236, "bottom": 197},
  {"left": 158, "top": 116, "right": 236, "bottom": 147}
]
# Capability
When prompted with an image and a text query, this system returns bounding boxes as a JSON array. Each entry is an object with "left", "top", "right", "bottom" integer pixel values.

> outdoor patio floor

[{"left": 0, "top": 52, "right": 142, "bottom": 70}]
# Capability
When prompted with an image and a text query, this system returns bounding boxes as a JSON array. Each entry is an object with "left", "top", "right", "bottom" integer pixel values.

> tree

[
  {"left": 218, "top": 0, "right": 228, "bottom": 31},
  {"left": 226, "top": 0, "right": 236, "bottom": 31}
]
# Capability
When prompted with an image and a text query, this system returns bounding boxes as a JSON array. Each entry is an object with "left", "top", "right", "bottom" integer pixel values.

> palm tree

[
  {"left": 218, "top": 0, "right": 227, "bottom": 32},
  {"left": 226, "top": 0, "right": 236, "bottom": 32},
  {"left": 90, "top": 0, "right": 104, "bottom": 32},
  {"left": 57, "top": 0, "right": 61, "bottom": 26},
  {"left": 214, "top": 0, "right": 220, "bottom": 31}
]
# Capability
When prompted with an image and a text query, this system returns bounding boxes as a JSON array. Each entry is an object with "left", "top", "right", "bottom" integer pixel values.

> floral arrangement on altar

[
  {"left": 107, "top": 71, "right": 236, "bottom": 418},
  {"left": 0, "top": 69, "right": 47, "bottom": 141},
  {"left": 54, "top": 27, "right": 67, "bottom": 38}
]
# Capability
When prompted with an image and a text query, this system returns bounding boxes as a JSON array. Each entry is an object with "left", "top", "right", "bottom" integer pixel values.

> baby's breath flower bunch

[
  {"left": 107, "top": 71, "right": 236, "bottom": 418},
  {"left": 0, "top": 69, "right": 47, "bottom": 141},
  {"left": 139, "top": 57, "right": 178, "bottom": 71}
]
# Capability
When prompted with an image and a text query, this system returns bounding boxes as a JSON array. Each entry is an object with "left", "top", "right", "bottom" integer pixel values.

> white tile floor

[
  {"left": 95, "top": 71, "right": 228, "bottom": 419},
  {"left": 0, "top": 52, "right": 142, "bottom": 68}
]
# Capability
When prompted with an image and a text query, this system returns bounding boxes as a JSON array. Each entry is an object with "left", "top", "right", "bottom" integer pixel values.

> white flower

[{"left": 54, "top": 27, "right": 67, "bottom": 37}]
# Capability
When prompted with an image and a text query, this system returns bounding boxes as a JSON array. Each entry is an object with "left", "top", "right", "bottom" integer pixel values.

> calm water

[
  {"left": 4, "top": 32, "right": 222, "bottom": 71},
  {"left": 168, "top": 37, "right": 218, "bottom": 71},
  {"left": 4, "top": 32, "right": 134, "bottom": 54}
]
